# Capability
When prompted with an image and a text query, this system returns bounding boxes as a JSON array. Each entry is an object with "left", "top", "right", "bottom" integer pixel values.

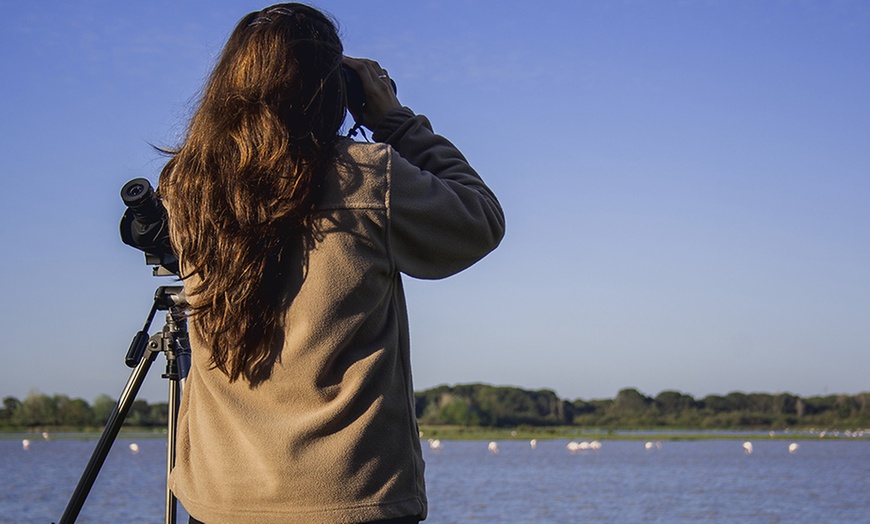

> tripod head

[{"left": 125, "top": 285, "right": 188, "bottom": 367}]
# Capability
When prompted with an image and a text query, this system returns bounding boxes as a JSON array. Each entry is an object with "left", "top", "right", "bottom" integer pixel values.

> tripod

[{"left": 58, "top": 286, "right": 190, "bottom": 524}]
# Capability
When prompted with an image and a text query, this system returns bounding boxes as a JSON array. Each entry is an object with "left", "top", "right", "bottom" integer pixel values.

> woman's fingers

[{"left": 343, "top": 57, "right": 400, "bottom": 130}]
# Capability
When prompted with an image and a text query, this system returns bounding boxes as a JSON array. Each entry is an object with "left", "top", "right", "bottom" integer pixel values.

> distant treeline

[
  {"left": 1, "top": 393, "right": 168, "bottom": 429},
  {"left": 3, "top": 385, "right": 870, "bottom": 430},
  {"left": 416, "top": 385, "right": 870, "bottom": 429}
]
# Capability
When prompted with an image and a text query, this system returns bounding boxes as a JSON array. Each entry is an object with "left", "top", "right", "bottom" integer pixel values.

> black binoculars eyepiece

[{"left": 341, "top": 64, "right": 397, "bottom": 117}]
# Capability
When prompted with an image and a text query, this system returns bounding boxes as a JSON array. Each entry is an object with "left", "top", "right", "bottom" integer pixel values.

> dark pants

[{"left": 190, "top": 516, "right": 420, "bottom": 524}]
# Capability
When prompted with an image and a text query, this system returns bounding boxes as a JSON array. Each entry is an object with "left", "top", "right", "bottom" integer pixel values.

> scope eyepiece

[
  {"left": 122, "top": 179, "right": 147, "bottom": 199},
  {"left": 121, "top": 178, "right": 164, "bottom": 225},
  {"left": 120, "top": 178, "right": 178, "bottom": 275}
]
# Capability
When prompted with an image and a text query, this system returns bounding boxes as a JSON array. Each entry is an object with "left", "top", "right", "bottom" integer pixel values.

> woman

[{"left": 159, "top": 4, "right": 504, "bottom": 523}]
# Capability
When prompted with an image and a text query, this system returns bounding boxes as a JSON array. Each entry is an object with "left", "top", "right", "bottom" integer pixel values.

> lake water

[{"left": 2, "top": 435, "right": 868, "bottom": 523}]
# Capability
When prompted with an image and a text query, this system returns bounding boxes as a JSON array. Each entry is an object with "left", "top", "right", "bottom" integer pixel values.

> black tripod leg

[
  {"left": 163, "top": 303, "right": 189, "bottom": 524},
  {"left": 164, "top": 349, "right": 181, "bottom": 524},
  {"left": 58, "top": 346, "right": 158, "bottom": 524}
]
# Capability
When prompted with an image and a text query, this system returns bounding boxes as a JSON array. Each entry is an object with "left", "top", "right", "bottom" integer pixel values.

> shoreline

[{"left": 3, "top": 426, "right": 867, "bottom": 442}]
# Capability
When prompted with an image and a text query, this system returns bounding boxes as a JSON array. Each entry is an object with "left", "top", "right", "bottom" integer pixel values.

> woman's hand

[{"left": 342, "top": 56, "right": 401, "bottom": 131}]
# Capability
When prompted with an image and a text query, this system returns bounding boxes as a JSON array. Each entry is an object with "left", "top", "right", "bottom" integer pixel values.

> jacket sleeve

[{"left": 373, "top": 107, "right": 505, "bottom": 279}]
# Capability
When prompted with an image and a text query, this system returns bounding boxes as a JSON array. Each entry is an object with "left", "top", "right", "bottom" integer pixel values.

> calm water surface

[{"left": 1, "top": 435, "right": 868, "bottom": 523}]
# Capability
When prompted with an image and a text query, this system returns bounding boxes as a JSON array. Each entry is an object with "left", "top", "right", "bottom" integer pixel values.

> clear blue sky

[{"left": 1, "top": 1, "right": 867, "bottom": 404}]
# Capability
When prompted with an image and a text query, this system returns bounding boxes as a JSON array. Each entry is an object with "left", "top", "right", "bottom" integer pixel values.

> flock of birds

[
  {"left": 741, "top": 441, "right": 800, "bottom": 455},
  {"left": 13, "top": 433, "right": 837, "bottom": 457},
  {"left": 20, "top": 431, "right": 51, "bottom": 451},
  {"left": 423, "top": 437, "right": 805, "bottom": 455},
  {"left": 19, "top": 432, "right": 141, "bottom": 454}
]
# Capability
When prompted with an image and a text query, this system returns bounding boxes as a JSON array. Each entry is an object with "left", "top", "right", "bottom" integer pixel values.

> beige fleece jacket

[{"left": 169, "top": 107, "right": 504, "bottom": 524}]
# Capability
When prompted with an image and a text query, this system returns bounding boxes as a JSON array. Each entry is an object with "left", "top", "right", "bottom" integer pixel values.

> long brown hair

[{"left": 159, "top": 3, "right": 345, "bottom": 384}]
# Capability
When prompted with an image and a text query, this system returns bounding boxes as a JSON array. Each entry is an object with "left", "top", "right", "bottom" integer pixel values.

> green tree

[
  {"left": 701, "top": 395, "right": 730, "bottom": 414},
  {"left": 438, "top": 397, "right": 481, "bottom": 426},
  {"left": 771, "top": 393, "right": 799, "bottom": 416},
  {"left": 1, "top": 396, "right": 22, "bottom": 425},
  {"left": 14, "top": 391, "right": 58, "bottom": 427},
  {"left": 724, "top": 392, "right": 750, "bottom": 412},
  {"left": 655, "top": 390, "right": 697, "bottom": 415},
  {"left": 125, "top": 399, "right": 152, "bottom": 426},
  {"left": 747, "top": 393, "right": 774, "bottom": 414},
  {"left": 611, "top": 388, "right": 652, "bottom": 415},
  {"left": 149, "top": 403, "right": 169, "bottom": 427},
  {"left": 57, "top": 397, "right": 95, "bottom": 426},
  {"left": 92, "top": 394, "right": 117, "bottom": 426},
  {"left": 855, "top": 393, "right": 870, "bottom": 416}
]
